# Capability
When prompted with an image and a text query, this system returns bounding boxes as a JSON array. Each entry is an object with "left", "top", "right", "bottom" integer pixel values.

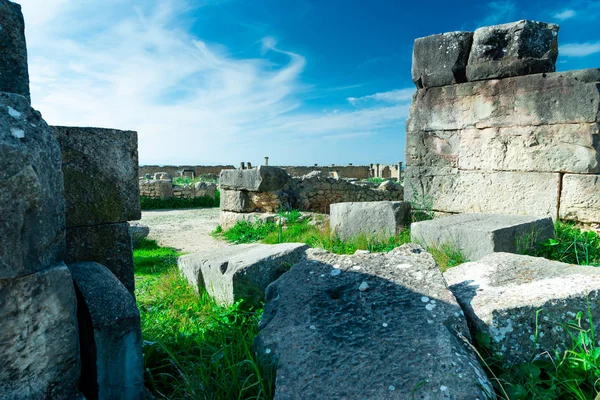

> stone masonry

[{"left": 405, "top": 20, "right": 600, "bottom": 224}]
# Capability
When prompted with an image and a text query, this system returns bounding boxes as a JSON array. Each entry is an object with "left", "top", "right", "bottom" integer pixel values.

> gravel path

[{"left": 139, "top": 208, "right": 229, "bottom": 254}]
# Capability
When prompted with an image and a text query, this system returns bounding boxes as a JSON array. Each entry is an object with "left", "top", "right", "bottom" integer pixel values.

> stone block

[
  {"left": 330, "top": 201, "right": 411, "bottom": 240},
  {"left": 411, "top": 213, "right": 555, "bottom": 261},
  {"left": 65, "top": 222, "right": 135, "bottom": 295},
  {"left": 559, "top": 174, "right": 600, "bottom": 223},
  {"left": 219, "top": 211, "right": 276, "bottom": 230},
  {"left": 194, "top": 181, "right": 217, "bottom": 198},
  {"left": 69, "top": 262, "right": 144, "bottom": 400},
  {"left": 220, "top": 189, "right": 256, "bottom": 212},
  {"left": 255, "top": 245, "right": 494, "bottom": 399},
  {"left": 405, "top": 130, "right": 459, "bottom": 168},
  {"left": 128, "top": 222, "right": 149, "bottom": 249},
  {"left": 467, "top": 20, "right": 559, "bottom": 81},
  {"left": 0, "top": 0, "right": 29, "bottom": 100},
  {"left": 406, "top": 70, "right": 600, "bottom": 132},
  {"left": 411, "top": 31, "right": 473, "bottom": 88},
  {"left": 445, "top": 253, "right": 600, "bottom": 366},
  {"left": 0, "top": 93, "right": 65, "bottom": 279},
  {"left": 219, "top": 166, "right": 290, "bottom": 192},
  {"left": 51, "top": 126, "right": 141, "bottom": 228},
  {"left": 404, "top": 167, "right": 560, "bottom": 218},
  {"left": 0, "top": 264, "right": 80, "bottom": 399},
  {"left": 178, "top": 243, "right": 308, "bottom": 308}
]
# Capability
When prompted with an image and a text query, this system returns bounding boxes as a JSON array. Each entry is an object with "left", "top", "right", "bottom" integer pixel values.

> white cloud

[
  {"left": 478, "top": 1, "right": 516, "bottom": 26},
  {"left": 561, "top": 41, "right": 600, "bottom": 57},
  {"left": 16, "top": 0, "right": 408, "bottom": 165},
  {"left": 554, "top": 9, "right": 576, "bottom": 20},
  {"left": 347, "top": 89, "right": 414, "bottom": 107}
]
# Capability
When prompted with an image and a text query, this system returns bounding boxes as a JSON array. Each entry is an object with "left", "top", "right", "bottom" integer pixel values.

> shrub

[{"left": 140, "top": 192, "right": 220, "bottom": 210}]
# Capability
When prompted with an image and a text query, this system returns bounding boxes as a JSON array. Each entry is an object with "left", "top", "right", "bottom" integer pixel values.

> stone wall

[
  {"left": 140, "top": 178, "right": 217, "bottom": 200},
  {"left": 278, "top": 165, "right": 372, "bottom": 180},
  {"left": 405, "top": 20, "right": 600, "bottom": 224},
  {"left": 139, "top": 164, "right": 234, "bottom": 178}
]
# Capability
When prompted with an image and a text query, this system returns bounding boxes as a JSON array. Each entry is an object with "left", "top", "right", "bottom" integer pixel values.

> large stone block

[
  {"left": 178, "top": 243, "right": 308, "bottom": 308},
  {"left": 411, "top": 31, "right": 473, "bottom": 88},
  {"left": 406, "top": 70, "right": 600, "bottom": 132},
  {"left": 256, "top": 245, "right": 495, "bottom": 399},
  {"left": 445, "top": 253, "right": 600, "bottom": 366},
  {"left": 405, "top": 130, "right": 459, "bottom": 168},
  {"left": 0, "top": 0, "right": 29, "bottom": 100},
  {"left": 404, "top": 167, "right": 560, "bottom": 218},
  {"left": 219, "top": 166, "right": 290, "bottom": 192},
  {"left": 559, "top": 174, "right": 600, "bottom": 223},
  {"left": 220, "top": 189, "right": 256, "bottom": 212},
  {"left": 467, "top": 20, "right": 559, "bottom": 81},
  {"left": 219, "top": 210, "right": 276, "bottom": 230},
  {"left": 65, "top": 222, "right": 135, "bottom": 295},
  {"left": 0, "top": 264, "right": 80, "bottom": 399},
  {"left": 69, "top": 262, "right": 144, "bottom": 400},
  {"left": 411, "top": 213, "right": 555, "bottom": 261},
  {"left": 51, "top": 126, "right": 141, "bottom": 227},
  {"left": 330, "top": 201, "right": 411, "bottom": 240},
  {"left": 0, "top": 93, "right": 65, "bottom": 279}
]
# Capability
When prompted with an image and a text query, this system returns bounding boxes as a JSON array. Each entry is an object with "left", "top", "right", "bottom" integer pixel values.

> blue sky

[{"left": 18, "top": 0, "right": 600, "bottom": 166}]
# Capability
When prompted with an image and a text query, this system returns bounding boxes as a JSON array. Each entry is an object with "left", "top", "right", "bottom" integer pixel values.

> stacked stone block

[
  {"left": 139, "top": 177, "right": 217, "bottom": 200},
  {"left": 405, "top": 20, "right": 600, "bottom": 223}
]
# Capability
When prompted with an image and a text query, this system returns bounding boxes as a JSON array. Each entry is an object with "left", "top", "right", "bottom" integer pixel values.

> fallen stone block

[
  {"left": 411, "top": 31, "right": 473, "bottom": 88},
  {"left": 219, "top": 210, "right": 276, "bottom": 230},
  {"left": 0, "top": 0, "right": 29, "bottom": 100},
  {"left": 178, "top": 243, "right": 308, "bottom": 308},
  {"left": 194, "top": 181, "right": 217, "bottom": 198},
  {"left": 128, "top": 222, "right": 150, "bottom": 249},
  {"left": 467, "top": 20, "right": 559, "bottom": 81},
  {"left": 0, "top": 92, "right": 65, "bottom": 279},
  {"left": 220, "top": 189, "right": 256, "bottom": 212},
  {"left": 219, "top": 166, "right": 290, "bottom": 192},
  {"left": 0, "top": 264, "right": 80, "bottom": 399},
  {"left": 559, "top": 174, "right": 600, "bottom": 224},
  {"left": 445, "top": 252, "right": 600, "bottom": 366},
  {"left": 411, "top": 213, "right": 555, "bottom": 261},
  {"left": 68, "top": 262, "right": 144, "bottom": 400},
  {"left": 52, "top": 126, "right": 141, "bottom": 228},
  {"left": 330, "top": 201, "right": 411, "bottom": 240},
  {"left": 256, "top": 245, "right": 494, "bottom": 399},
  {"left": 65, "top": 222, "right": 135, "bottom": 295}
]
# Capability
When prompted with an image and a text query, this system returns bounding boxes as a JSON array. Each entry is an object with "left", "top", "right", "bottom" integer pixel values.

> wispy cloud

[
  {"left": 478, "top": 1, "right": 517, "bottom": 27},
  {"left": 554, "top": 9, "right": 576, "bottom": 20},
  {"left": 18, "top": 0, "right": 407, "bottom": 165},
  {"left": 561, "top": 41, "right": 600, "bottom": 57},
  {"left": 347, "top": 89, "right": 414, "bottom": 107}
]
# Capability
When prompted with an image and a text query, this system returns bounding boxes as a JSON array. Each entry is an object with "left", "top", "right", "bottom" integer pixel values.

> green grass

[
  {"left": 134, "top": 239, "right": 273, "bottom": 399},
  {"left": 362, "top": 177, "right": 386, "bottom": 184},
  {"left": 140, "top": 191, "right": 220, "bottom": 210}
]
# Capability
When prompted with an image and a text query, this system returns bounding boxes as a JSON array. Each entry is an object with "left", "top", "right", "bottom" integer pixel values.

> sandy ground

[{"left": 139, "top": 208, "right": 229, "bottom": 253}]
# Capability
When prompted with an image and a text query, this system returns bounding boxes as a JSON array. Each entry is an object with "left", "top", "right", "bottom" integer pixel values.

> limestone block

[
  {"left": 559, "top": 174, "right": 600, "bottom": 223},
  {"left": 178, "top": 243, "right": 308, "bottom": 308},
  {"left": 156, "top": 180, "right": 173, "bottom": 199},
  {"left": 256, "top": 245, "right": 494, "bottom": 399},
  {"left": 404, "top": 167, "right": 560, "bottom": 218},
  {"left": 330, "top": 201, "right": 411, "bottom": 240},
  {"left": 405, "top": 130, "right": 459, "bottom": 168},
  {"left": 445, "top": 253, "right": 600, "bottom": 365},
  {"left": 467, "top": 20, "right": 559, "bottom": 81},
  {"left": 0, "top": 0, "right": 29, "bottom": 100},
  {"left": 194, "top": 181, "right": 217, "bottom": 198},
  {"left": 219, "top": 166, "right": 290, "bottom": 192},
  {"left": 0, "top": 93, "right": 65, "bottom": 279},
  {"left": 406, "top": 70, "right": 600, "bottom": 132},
  {"left": 411, "top": 31, "right": 473, "bottom": 88},
  {"left": 65, "top": 222, "right": 135, "bottom": 295},
  {"left": 220, "top": 189, "right": 255, "bottom": 212},
  {"left": 52, "top": 126, "right": 141, "bottom": 227},
  {"left": 0, "top": 264, "right": 80, "bottom": 399},
  {"left": 68, "top": 262, "right": 144, "bottom": 400},
  {"left": 128, "top": 222, "right": 150, "bottom": 249},
  {"left": 411, "top": 213, "right": 555, "bottom": 261},
  {"left": 219, "top": 211, "right": 276, "bottom": 230}
]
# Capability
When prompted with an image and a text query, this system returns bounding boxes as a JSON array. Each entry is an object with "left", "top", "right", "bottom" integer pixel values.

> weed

[
  {"left": 426, "top": 243, "right": 468, "bottom": 272},
  {"left": 363, "top": 177, "right": 386, "bottom": 184},
  {"left": 140, "top": 191, "right": 220, "bottom": 210},
  {"left": 219, "top": 220, "right": 277, "bottom": 244},
  {"left": 407, "top": 179, "right": 434, "bottom": 222}
]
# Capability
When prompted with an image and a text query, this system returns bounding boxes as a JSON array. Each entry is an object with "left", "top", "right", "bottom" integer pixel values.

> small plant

[
  {"left": 426, "top": 243, "right": 468, "bottom": 272},
  {"left": 407, "top": 179, "right": 434, "bottom": 222},
  {"left": 220, "top": 219, "right": 278, "bottom": 244},
  {"left": 140, "top": 191, "right": 220, "bottom": 210},
  {"left": 363, "top": 177, "right": 386, "bottom": 184}
]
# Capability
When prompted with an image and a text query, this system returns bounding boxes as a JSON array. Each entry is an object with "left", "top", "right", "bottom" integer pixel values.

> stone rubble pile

[{"left": 139, "top": 175, "right": 217, "bottom": 200}]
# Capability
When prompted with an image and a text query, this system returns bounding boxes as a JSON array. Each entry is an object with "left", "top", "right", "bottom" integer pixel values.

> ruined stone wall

[
  {"left": 139, "top": 164, "right": 234, "bottom": 178},
  {"left": 405, "top": 20, "right": 600, "bottom": 224},
  {"left": 278, "top": 165, "right": 372, "bottom": 180},
  {"left": 139, "top": 178, "right": 217, "bottom": 200}
]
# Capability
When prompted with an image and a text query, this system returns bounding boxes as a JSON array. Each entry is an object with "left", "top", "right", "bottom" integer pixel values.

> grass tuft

[{"left": 140, "top": 192, "right": 220, "bottom": 210}]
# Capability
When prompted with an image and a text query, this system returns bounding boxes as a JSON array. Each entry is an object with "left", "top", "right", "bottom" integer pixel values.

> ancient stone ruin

[
  {"left": 0, "top": 2, "right": 144, "bottom": 398},
  {"left": 139, "top": 173, "right": 217, "bottom": 200},
  {"left": 405, "top": 20, "right": 600, "bottom": 224}
]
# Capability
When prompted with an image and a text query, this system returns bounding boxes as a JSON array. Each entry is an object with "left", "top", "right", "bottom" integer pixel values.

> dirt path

[{"left": 140, "top": 208, "right": 229, "bottom": 254}]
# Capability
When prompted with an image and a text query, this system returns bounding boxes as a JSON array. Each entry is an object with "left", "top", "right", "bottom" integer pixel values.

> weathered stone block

[
  {"left": 69, "top": 262, "right": 144, "bottom": 400},
  {"left": 220, "top": 189, "right": 256, "bottom": 212},
  {"left": 406, "top": 70, "right": 600, "bottom": 132},
  {"left": 0, "top": 264, "right": 80, "bottom": 399},
  {"left": 52, "top": 126, "right": 141, "bottom": 227},
  {"left": 128, "top": 222, "right": 149, "bottom": 249},
  {"left": 559, "top": 174, "right": 600, "bottom": 223},
  {"left": 0, "top": 93, "right": 65, "bottom": 279},
  {"left": 178, "top": 243, "right": 308, "bottom": 308},
  {"left": 65, "top": 222, "right": 135, "bottom": 295},
  {"left": 330, "top": 201, "right": 411, "bottom": 240},
  {"left": 405, "top": 130, "right": 459, "bottom": 168},
  {"left": 0, "top": 0, "right": 29, "bottom": 100},
  {"left": 219, "top": 211, "right": 276, "bottom": 230},
  {"left": 219, "top": 166, "right": 290, "bottom": 192},
  {"left": 256, "top": 245, "right": 494, "bottom": 399},
  {"left": 411, "top": 213, "right": 555, "bottom": 261},
  {"left": 412, "top": 31, "right": 473, "bottom": 88},
  {"left": 467, "top": 20, "right": 559, "bottom": 81},
  {"left": 445, "top": 253, "right": 600, "bottom": 365},
  {"left": 404, "top": 167, "right": 560, "bottom": 218}
]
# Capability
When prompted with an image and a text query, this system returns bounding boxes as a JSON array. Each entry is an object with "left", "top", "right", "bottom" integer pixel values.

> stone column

[{"left": 265, "top": 156, "right": 269, "bottom": 166}]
